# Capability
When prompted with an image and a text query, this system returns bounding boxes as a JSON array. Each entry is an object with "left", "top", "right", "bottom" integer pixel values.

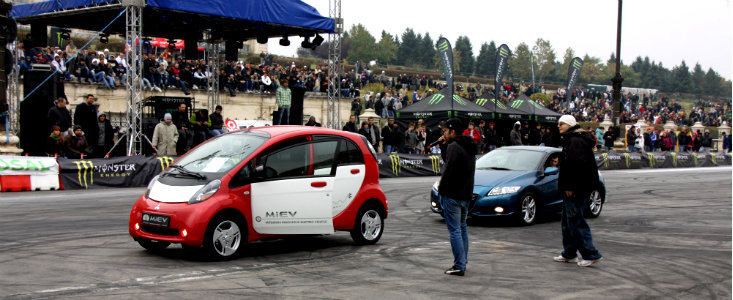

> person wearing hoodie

[
  {"left": 94, "top": 111, "right": 115, "bottom": 158},
  {"left": 554, "top": 115, "right": 603, "bottom": 267},
  {"left": 152, "top": 113, "right": 179, "bottom": 155},
  {"left": 64, "top": 125, "right": 90, "bottom": 159},
  {"left": 437, "top": 118, "right": 476, "bottom": 277},
  {"left": 510, "top": 121, "right": 523, "bottom": 146}
]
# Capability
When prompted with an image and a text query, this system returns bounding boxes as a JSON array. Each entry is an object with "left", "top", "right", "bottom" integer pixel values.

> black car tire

[
  {"left": 517, "top": 192, "right": 538, "bottom": 225},
  {"left": 350, "top": 204, "right": 384, "bottom": 245},
  {"left": 585, "top": 189, "right": 604, "bottom": 218},
  {"left": 137, "top": 238, "right": 171, "bottom": 252},
  {"left": 203, "top": 213, "right": 247, "bottom": 259}
]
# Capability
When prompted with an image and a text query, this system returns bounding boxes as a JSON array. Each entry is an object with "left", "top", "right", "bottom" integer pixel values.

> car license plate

[{"left": 142, "top": 213, "right": 170, "bottom": 227}]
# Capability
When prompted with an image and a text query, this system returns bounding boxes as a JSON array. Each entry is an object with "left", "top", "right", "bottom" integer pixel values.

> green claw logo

[
  {"left": 622, "top": 153, "right": 630, "bottom": 168},
  {"left": 476, "top": 98, "right": 488, "bottom": 106},
  {"left": 646, "top": 153, "right": 655, "bottom": 168},
  {"left": 429, "top": 94, "right": 445, "bottom": 105},
  {"left": 670, "top": 152, "right": 677, "bottom": 167},
  {"left": 602, "top": 153, "right": 609, "bottom": 169},
  {"left": 157, "top": 156, "right": 175, "bottom": 172},
  {"left": 389, "top": 154, "right": 401, "bottom": 176},
  {"left": 453, "top": 95, "right": 466, "bottom": 105},
  {"left": 429, "top": 155, "right": 442, "bottom": 175},
  {"left": 511, "top": 100, "right": 523, "bottom": 109},
  {"left": 74, "top": 160, "right": 94, "bottom": 189}
]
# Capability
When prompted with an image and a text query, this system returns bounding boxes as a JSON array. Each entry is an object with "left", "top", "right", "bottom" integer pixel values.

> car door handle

[
  {"left": 350, "top": 169, "right": 360, "bottom": 174},
  {"left": 311, "top": 181, "right": 327, "bottom": 188}
]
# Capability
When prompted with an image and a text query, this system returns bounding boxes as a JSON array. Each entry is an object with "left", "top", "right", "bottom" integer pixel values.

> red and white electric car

[{"left": 129, "top": 126, "right": 387, "bottom": 258}]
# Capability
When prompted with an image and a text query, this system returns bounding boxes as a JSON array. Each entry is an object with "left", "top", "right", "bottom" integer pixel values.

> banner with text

[
  {"left": 565, "top": 57, "right": 584, "bottom": 103},
  {"left": 59, "top": 155, "right": 177, "bottom": 189},
  {"left": 495, "top": 44, "right": 511, "bottom": 96},
  {"left": 436, "top": 38, "right": 454, "bottom": 104},
  {"left": 377, "top": 153, "right": 444, "bottom": 178},
  {"left": 0, "top": 156, "right": 58, "bottom": 175}
]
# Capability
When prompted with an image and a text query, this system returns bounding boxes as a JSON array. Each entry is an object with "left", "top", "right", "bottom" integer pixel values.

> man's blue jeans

[
  {"left": 276, "top": 107, "right": 290, "bottom": 125},
  {"left": 441, "top": 195, "right": 469, "bottom": 271},
  {"left": 92, "top": 71, "right": 105, "bottom": 83},
  {"left": 561, "top": 191, "right": 602, "bottom": 261},
  {"left": 383, "top": 144, "right": 394, "bottom": 154}
]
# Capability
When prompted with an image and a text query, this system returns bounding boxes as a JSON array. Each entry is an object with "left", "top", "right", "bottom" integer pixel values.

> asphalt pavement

[{"left": 0, "top": 167, "right": 730, "bottom": 299}]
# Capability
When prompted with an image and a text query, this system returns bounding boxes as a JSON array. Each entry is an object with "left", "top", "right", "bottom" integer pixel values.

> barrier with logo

[
  {"left": 376, "top": 153, "right": 444, "bottom": 178},
  {"left": 594, "top": 151, "right": 731, "bottom": 170},
  {"left": 58, "top": 155, "right": 176, "bottom": 190},
  {"left": 0, "top": 156, "right": 60, "bottom": 191}
]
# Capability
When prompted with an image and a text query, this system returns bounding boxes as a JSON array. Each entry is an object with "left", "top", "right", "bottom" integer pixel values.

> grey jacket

[{"left": 152, "top": 121, "right": 179, "bottom": 155}]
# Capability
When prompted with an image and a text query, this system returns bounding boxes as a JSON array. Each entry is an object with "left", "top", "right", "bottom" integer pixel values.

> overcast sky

[{"left": 268, "top": 0, "right": 733, "bottom": 81}]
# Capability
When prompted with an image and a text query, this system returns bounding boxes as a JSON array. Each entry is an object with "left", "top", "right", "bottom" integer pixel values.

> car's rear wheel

[
  {"left": 585, "top": 190, "right": 603, "bottom": 218},
  {"left": 203, "top": 214, "right": 246, "bottom": 259},
  {"left": 137, "top": 238, "right": 171, "bottom": 252},
  {"left": 350, "top": 204, "right": 384, "bottom": 245},
  {"left": 518, "top": 192, "right": 538, "bottom": 225}
]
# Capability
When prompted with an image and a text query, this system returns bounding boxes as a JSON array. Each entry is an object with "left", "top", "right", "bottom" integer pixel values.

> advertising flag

[
  {"left": 436, "top": 38, "right": 454, "bottom": 110},
  {"left": 495, "top": 44, "right": 511, "bottom": 98},
  {"left": 565, "top": 57, "right": 584, "bottom": 104}
]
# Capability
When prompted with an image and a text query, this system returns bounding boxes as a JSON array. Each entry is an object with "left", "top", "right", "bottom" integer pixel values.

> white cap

[
  {"left": 514, "top": 121, "right": 521, "bottom": 126},
  {"left": 558, "top": 115, "right": 577, "bottom": 127}
]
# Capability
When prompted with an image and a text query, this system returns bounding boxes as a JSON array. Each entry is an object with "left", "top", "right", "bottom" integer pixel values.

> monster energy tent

[
  {"left": 474, "top": 91, "right": 527, "bottom": 121},
  {"left": 10, "top": 0, "right": 334, "bottom": 38},
  {"left": 507, "top": 94, "right": 562, "bottom": 123},
  {"left": 395, "top": 88, "right": 491, "bottom": 128}
]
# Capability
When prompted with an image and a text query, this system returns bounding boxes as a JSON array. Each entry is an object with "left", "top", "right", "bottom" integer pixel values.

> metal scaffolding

[
  {"left": 205, "top": 35, "right": 221, "bottom": 112},
  {"left": 124, "top": 0, "right": 144, "bottom": 155},
  {"left": 326, "top": 0, "right": 342, "bottom": 129},
  {"left": 7, "top": 40, "right": 19, "bottom": 136}
]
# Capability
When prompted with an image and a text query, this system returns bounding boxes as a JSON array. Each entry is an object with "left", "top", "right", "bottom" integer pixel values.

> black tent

[
  {"left": 508, "top": 94, "right": 562, "bottom": 123},
  {"left": 474, "top": 91, "right": 528, "bottom": 121},
  {"left": 396, "top": 88, "right": 491, "bottom": 128}
]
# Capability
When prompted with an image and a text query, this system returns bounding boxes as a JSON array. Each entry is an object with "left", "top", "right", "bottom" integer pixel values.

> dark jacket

[
  {"left": 172, "top": 110, "right": 189, "bottom": 130},
  {"left": 359, "top": 127, "right": 373, "bottom": 145},
  {"left": 210, "top": 112, "right": 224, "bottom": 130},
  {"left": 45, "top": 135, "right": 64, "bottom": 157},
  {"left": 381, "top": 124, "right": 399, "bottom": 146},
  {"left": 558, "top": 126, "right": 599, "bottom": 194},
  {"left": 626, "top": 130, "right": 637, "bottom": 146},
  {"left": 75, "top": 102, "right": 99, "bottom": 145},
  {"left": 47, "top": 105, "right": 72, "bottom": 132},
  {"left": 510, "top": 128, "right": 522, "bottom": 145},
  {"left": 643, "top": 132, "right": 652, "bottom": 147},
  {"left": 63, "top": 134, "right": 90, "bottom": 159},
  {"left": 342, "top": 121, "right": 357, "bottom": 133},
  {"left": 603, "top": 130, "right": 615, "bottom": 148},
  {"left": 700, "top": 134, "right": 713, "bottom": 147},
  {"left": 484, "top": 128, "right": 499, "bottom": 146},
  {"left": 438, "top": 135, "right": 477, "bottom": 201},
  {"left": 97, "top": 118, "right": 114, "bottom": 147}
]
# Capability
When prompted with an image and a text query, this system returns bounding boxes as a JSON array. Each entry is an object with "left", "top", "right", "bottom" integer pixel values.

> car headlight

[
  {"left": 145, "top": 175, "right": 160, "bottom": 198},
  {"left": 432, "top": 180, "right": 440, "bottom": 192},
  {"left": 487, "top": 186, "right": 521, "bottom": 196},
  {"left": 189, "top": 179, "right": 221, "bottom": 204}
]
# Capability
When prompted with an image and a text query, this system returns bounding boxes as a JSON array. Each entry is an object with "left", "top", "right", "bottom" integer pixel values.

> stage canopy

[
  {"left": 11, "top": 0, "right": 334, "bottom": 40},
  {"left": 474, "top": 91, "right": 527, "bottom": 121},
  {"left": 508, "top": 94, "right": 562, "bottom": 123}
]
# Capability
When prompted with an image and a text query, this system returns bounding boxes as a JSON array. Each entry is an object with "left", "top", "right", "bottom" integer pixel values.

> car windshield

[
  {"left": 173, "top": 130, "right": 268, "bottom": 174},
  {"left": 475, "top": 149, "right": 544, "bottom": 171}
]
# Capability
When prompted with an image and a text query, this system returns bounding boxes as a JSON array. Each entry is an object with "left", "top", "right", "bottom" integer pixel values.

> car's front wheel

[
  {"left": 517, "top": 192, "right": 538, "bottom": 225},
  {"left": 585, "top": 190, "right": 603, "bottom": 218},
  {"left": 137, "top": 238, "right": 171, "bottom": 252},
  {"left": 203, "top": 214, "right": 246, "bottom": 259},
  {"left": 350, "top": 204, "right": 384, "bottom": 245}
]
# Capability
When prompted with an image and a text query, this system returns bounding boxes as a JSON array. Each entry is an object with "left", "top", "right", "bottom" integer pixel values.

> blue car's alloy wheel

[
  {"left": 519, "top": 193, "right": 537, "bottom": 225},
  {"left": 586, "top": 190, "right": 603, "bottom": 218}
]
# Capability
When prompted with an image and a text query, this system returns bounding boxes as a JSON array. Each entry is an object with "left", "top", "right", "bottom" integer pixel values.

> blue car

[{"left": 429, "top": 146, "right": 606, "bottom": 225}]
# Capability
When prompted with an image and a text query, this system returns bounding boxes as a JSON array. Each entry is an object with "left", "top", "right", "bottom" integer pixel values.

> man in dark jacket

[
  {"left": 342, "top": 115, "right": 358, "bottom": 133},
  {"left": 554, "top": 115, "right": 603, "bottom": 267},
  {"left": 603, "top": 127, "right": 616, "bottom": 152},
  {"left": 643, "top": 127, "right": 652, "bottom": 152},
  {"left": 172, "top": 103, "right": 193, "bottom": 153},
  {"left": 75, "top": 94, "right": 99, "bottom": 153},
  {"left": 381, "top": 117, "right": 399, "bottom": 153},
  {"left": 699, "top": 129, "right": 713, "bottom": 153},
  {"left": 94, "top": 111, "right": 115, "bottom": 158},
  {"left": 437, "top": 118, "right": 476, "bottom": 276},
  {"left": 626, "top": 126, "right": 637, "bottom": 152},
  {"left": 47, "top": 97, "right": 72, "bottom": 137},
  {"left": 209, "top": 105, "right": 225, "bottom": 136},
  {"left": 484, "top": 121, "right": 499, "bottom": 151}
]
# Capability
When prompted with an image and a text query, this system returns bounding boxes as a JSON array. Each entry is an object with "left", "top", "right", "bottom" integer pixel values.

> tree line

[{"left": 297, "top": 24, "right": 732, "bottom": 98}]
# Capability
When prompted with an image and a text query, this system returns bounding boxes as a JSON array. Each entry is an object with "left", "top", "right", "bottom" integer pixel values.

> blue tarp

[{"left": 11, "top": 0, "right": 334, "bottom": 33}]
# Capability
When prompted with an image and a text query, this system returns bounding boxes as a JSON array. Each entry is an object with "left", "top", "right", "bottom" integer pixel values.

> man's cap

[
  {"left": 444, "top": 118, "right": 464, "bottom": 132},
  {"left": 514, "top": 121, "right": 521, "bottom": 127},
  {"left": 73, "top": 125, "right": 82, "bottom": 131},
  {"left": 164, "top": 113, "right": 172, "bottom": 120},
  {"left": 558, "top": 115, "right": 577, "bottom": 127}
]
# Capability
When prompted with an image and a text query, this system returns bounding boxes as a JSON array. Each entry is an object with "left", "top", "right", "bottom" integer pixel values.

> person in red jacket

[{"left": 462, "top": 122, "right": 481, "bottom": 146}]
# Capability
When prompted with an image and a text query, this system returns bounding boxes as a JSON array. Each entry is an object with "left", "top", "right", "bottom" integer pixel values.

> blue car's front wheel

[
  {"left": 517, "top": 192, "right": 538, "bottom": 225},
  {"left": 585, "top": 190, "right": 604, "bottom": 218}
]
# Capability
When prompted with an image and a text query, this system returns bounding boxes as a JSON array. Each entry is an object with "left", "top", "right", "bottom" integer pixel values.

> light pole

[{"left": 612, "top": 0, "right": 624, "bottom": 126}]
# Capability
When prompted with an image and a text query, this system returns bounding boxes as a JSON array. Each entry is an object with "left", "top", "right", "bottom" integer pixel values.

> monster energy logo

[
  {"left": 622, "top": 153, "right": 630, "bottom": 168},
  {"left": 438, "top": 40, "right": 450, "bottom": 51},
  {"left": 530, "top": 101, "right": 544, "bottom": 109},
  {"left": 476, "top": 98, "right": 488, "bottom": 106},
  {"left": 74, "top": 161, "right": 94, "bottom": 189},
  {"left": 646, "top": 153, "right": 655, "bottom": 168},
  {"left": 491, "top": 99, "right": 507, "bottom": 109},
  {"left": 711, "top": 154, "right": 718, "bottom": 166},
  {"left": 572, "top": 59, "right": 583, "bottom": 69},
  {"left": 453, "top": 95, "right": 466, "bottom": 105},
  {"left": 670, "top": 152, "right": 677, "bottom": 167},
  {"left": 602, "top": 153, "right": 610, "bottom": 169},
  {"left": 511, "top": 100, "right": 523, "bottom": 109},
  {"left": 499, "top": 47, "right": 509, "bottom": 57},
  {"left": 428, "top": 155, "right": 442, "bottom": 175},
  {"left": 157, "top": 156, "right": 175, "bottom": 172},
  {"left": 692, "top": 153, "right": 698, "bottom": 166},
  {"left": 429, "top": 94, "right": 445, "bottom": 105},
  {"left": 389, "top": 155, "right": 401, "bottom": 176}
]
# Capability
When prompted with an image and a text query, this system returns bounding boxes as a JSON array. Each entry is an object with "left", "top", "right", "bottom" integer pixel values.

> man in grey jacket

[
  {"left": 510, "top": 121, "right": 523, "bottom": 145},
  {"left": 152, "top": 113, "right": 179, "bottom": 155}
]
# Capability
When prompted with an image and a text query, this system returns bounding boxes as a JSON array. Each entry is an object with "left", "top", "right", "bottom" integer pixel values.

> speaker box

[
  {"left": 289, "top": 86, "right": 305, "bottom": 125},
  {"left": 225, "top": 40, "right": 239, "bottom": 61},
  {"left": 30, "top": 22, "right": 47, "bottom": 48},
  {"left": 20, "top": 69, "right": 57, "bottom": 156}
]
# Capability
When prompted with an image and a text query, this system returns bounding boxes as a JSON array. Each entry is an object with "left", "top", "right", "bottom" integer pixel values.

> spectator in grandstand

[
  {"left": 64, "top": 125, "right": 90, "bottom": 159},
  {"left": 173, "top": 103, "right": 193, "bottom": 153}
]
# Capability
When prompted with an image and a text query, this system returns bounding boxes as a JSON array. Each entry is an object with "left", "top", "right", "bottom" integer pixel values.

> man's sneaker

[
  {"left": 154, "top": 86, "right": 162, "bottom": 92},
  {"left": 553, "top": 255, "right": 578, "bottom": 263},
  {"left": 578, "top": 257, "right": 602, "bottom": 267},
  {"left": 444, "top": 266, "right": 465, "bottom": 276}
]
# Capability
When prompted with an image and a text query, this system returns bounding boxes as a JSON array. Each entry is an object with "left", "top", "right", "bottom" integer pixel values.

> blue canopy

[{"left": 11, "top": 0, "right": 334, "bottom": 33}]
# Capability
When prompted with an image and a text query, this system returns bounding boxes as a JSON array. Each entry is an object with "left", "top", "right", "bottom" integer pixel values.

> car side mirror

[
  {"left": 543, "top": 167, "right": 559, "bottom": 176},
  {"left": 254, "top": 165, "right": 265, "bottom": 177}
]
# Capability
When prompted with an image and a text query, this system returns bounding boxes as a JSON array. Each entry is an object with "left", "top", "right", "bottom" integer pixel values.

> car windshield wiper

[
  {"left": 169, "top": 165, "right": 206, "bottom": 179},
  {"left": 487, "top": 167, "right": 511, "bottom": 170}
]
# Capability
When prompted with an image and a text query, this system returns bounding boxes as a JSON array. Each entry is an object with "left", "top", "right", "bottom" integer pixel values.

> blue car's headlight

[{"left": 487, "top": 186, "right": 521, "bottom": 196}]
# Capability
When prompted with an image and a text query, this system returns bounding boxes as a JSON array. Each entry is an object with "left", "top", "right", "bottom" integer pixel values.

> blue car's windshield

[{"left": 476, "top": 149, "right": 544, "bottom": 171}]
